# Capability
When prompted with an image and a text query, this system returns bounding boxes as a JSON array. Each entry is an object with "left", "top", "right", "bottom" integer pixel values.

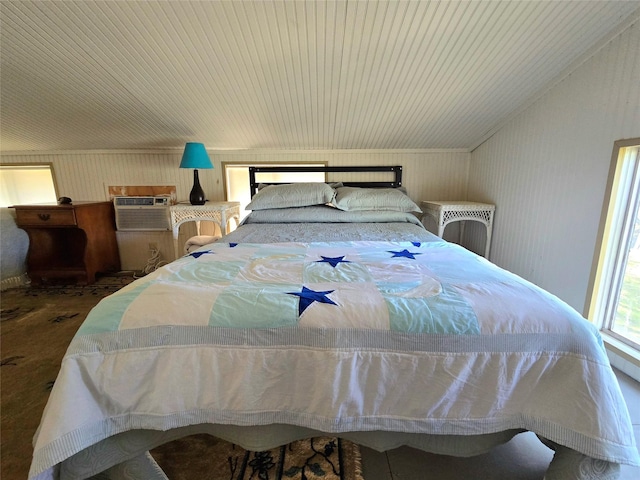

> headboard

[{"left": 248, "top": 165, "right": 403, "bottom": 197}]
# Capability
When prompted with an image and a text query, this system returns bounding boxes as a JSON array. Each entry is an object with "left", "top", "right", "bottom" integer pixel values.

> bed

[{"left": 29, "top": 165, "right": 639, "bottom": 480}]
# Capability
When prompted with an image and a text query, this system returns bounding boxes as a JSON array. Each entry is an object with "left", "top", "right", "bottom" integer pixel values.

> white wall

[
  {"left": 0, "top": 149, "right": 470, "bottom": 268},
  {"left": 467, "top": 21, "right": 639, "bottom": 313}
]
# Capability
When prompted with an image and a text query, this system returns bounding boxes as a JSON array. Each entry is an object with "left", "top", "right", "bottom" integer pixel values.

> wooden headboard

[{"left": 248, "top": 165, "right": 403, "bottom": 197}]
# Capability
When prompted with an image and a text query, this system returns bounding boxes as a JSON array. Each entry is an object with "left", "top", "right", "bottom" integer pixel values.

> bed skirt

[{"left": 41, "top": 425, "right": 620, "bottom": 480}]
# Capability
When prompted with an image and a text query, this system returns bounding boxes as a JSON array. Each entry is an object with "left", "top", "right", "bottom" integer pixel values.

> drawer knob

[{"left": 38, "top": 213, "right": 51, "bottom": 221}]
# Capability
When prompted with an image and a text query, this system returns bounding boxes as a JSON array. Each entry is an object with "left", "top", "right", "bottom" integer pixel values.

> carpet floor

[{"left": 0, "top": 275, "right": 364, "bottom": 480}]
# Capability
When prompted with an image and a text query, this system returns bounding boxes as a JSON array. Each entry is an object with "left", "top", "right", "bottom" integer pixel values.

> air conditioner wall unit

[{"left": 113, "top": 196, "right": 171, "bottom": 231}]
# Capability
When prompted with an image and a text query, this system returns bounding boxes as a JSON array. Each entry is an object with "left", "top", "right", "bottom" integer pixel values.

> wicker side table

[
  {"left": 421, "top": 201, "right": 495, "bottom": 258},
  {"left": 169, "top": 201, "right": 240, "bottom": 258}
]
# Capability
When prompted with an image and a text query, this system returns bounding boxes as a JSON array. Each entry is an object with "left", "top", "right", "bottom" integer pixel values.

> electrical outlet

[{"left": 148, "top": 242, "right": 158, "bottom": 251}]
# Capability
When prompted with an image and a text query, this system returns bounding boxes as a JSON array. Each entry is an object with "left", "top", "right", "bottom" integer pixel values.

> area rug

[
  {"left": 152, "top": 434, "right": 363, "bottom": 480},
  {"left": 0, "top": 275, "right": 364, "bottom": 480},
  {"left": 1, "top": 274, "right": 136, "bottom": 480}
]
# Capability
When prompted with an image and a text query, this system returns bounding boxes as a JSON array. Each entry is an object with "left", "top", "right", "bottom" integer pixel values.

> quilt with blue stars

[
  {"left": 29, "top": 239, "right": 639, "bottom": 480},
  {"left": 79, "top": 240, "right": 484, "bottom": 335}
]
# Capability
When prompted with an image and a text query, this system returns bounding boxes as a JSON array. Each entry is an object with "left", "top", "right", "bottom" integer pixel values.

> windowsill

[{"left": 602, "top": 332, "right": 640, "bottom": 382}]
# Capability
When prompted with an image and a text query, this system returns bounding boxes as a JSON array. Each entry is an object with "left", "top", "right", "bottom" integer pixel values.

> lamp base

[{"left": 189, "top": 169, "right": 206, "bottom": 205}]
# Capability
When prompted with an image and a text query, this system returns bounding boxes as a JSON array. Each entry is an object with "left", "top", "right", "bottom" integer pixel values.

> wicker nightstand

[
  {"left": 421, "top": 201, "right": 495, "bottom": 258},
  {"left": 169, "top": 201, "right": 241, "bottom": 258}
]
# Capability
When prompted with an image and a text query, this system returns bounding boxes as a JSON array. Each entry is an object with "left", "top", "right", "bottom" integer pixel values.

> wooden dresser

[{"left": 13, "top": 201, "right": 121, "bottom": 285}]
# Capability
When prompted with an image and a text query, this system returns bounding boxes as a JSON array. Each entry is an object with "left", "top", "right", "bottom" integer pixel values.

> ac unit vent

[{"left": 114, "top": 196, "right": 170, "bottom": 231}]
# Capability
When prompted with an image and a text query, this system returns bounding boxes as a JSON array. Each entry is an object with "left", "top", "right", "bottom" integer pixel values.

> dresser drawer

[{"left": 15, "top": 208, "right": 77, "bottom": 227}]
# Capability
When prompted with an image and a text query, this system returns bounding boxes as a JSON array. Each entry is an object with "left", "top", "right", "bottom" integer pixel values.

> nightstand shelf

[
  {"left": 169, "top": 201, "right": 241, "bottom": 258},
  {"left": 421, "top": 201, "right": 495, "bottom": 258}
]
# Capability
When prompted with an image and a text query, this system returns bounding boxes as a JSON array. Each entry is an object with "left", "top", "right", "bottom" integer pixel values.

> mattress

[{"left": 29, "top": 218, "right": 639, "bottom": 480}]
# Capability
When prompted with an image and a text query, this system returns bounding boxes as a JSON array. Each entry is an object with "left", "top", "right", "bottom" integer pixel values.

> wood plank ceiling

[{"left": 1, "top": 0, "right": 638, "bottom": 152}]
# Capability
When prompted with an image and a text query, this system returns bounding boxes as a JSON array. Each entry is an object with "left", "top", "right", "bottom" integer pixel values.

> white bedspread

[{"left": 29, "top": 236, "right": 639, "bottom": 479}]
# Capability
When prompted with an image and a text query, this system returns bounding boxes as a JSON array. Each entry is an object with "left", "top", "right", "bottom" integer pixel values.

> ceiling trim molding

[{"left": 0, "top": 148, "right": 471, "bottom": 157}]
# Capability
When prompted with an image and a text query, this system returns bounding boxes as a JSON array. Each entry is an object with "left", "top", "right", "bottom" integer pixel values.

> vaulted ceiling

[{"left": 1, "top": 1, "right": 639, "bottom": 152}]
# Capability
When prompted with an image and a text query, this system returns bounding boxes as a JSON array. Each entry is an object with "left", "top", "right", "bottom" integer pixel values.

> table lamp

[{"left": 179, "top": 142, "right": 213, "bottom": 205}]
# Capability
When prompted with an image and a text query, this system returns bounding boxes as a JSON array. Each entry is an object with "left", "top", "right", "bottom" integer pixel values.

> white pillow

[
  {"left": 246, "top": 183, "right": 336, "bottom": 210},
  {"left": 333, "top": 187, "right": 421, "bottom": 213}
]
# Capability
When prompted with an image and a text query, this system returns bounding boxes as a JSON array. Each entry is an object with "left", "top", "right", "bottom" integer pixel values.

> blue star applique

[
  {"left": 316, "top": 256, "right": 351, "bottom": 268},
  {"left": 388, "top": 249, "right": 422, "bottom": 260},
  {"left": 287, "top": 286, "right": 338, "bottom": 316},
  {"left": 189, "top": 250, "right": 213, "bottom": 259},
  {"left": 412, "top": 242, "right": 422, "bottom": 247}
]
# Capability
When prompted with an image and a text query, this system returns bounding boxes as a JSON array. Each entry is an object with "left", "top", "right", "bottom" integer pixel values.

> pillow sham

[
  {"left": 332, "top": 187, "right": 421, "bottom": 213},
  {"left": 244, "top": 205, "right": 421, "bottom": 224},
  {"left": 246, "top": 182, "right": 335, "bottom": 210}
]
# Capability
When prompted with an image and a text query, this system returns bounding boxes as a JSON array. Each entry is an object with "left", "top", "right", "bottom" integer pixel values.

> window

[
  {"left": 588, "top": 139, "right": 640, "bottom": 351},
  {"left": 0, "top": 164, "right": 58, "bottom": 207},
  {"left": 222, "top": 162, "right": 326, "bottom": 220}
]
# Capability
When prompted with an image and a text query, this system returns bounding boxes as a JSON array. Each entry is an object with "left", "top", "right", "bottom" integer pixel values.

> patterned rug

[
  {"left": 152, "top": 434, "right": 363, "bottom": 480},
  {"left": 0, "top": 275, "right": 364, "bottom": 480}
]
